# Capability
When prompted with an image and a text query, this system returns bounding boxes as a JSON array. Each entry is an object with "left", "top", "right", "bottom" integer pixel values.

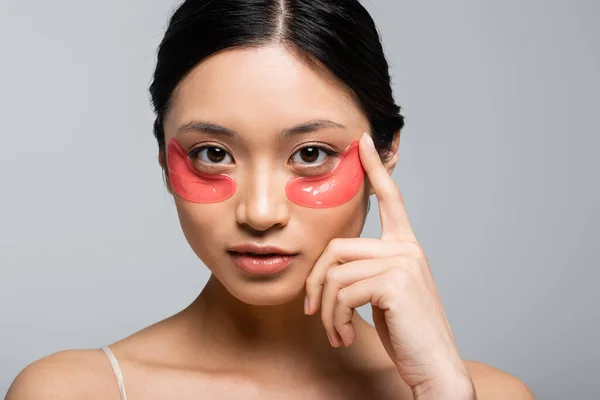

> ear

[
  {"left": 158, "top": 151, "right": 173, "bottom": 195},
  {"left": 368, "top": 130, "right": 401, "bottom": 196}
]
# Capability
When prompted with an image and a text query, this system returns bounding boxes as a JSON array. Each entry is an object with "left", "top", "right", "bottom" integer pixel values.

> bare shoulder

[
  {"left": 6, "top": 349, "right": 120, "bottom": 400},
  {"left": 464, "top": 360, "right": 536, "bottom": 400}
]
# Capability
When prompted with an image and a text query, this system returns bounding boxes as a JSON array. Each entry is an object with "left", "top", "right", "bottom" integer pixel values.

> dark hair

[{"left": 149, "top": 0, "right": 404, "bottom": 162}]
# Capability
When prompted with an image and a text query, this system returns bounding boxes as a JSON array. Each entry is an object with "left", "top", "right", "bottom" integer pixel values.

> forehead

[{"left": 163, "top": 44, "right": 368, "bottom": 140}]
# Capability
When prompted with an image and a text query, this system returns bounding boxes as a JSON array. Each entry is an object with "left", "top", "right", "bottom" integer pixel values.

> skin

[{"left": 6, "top": 44, "right": 535, "bottom": 400}]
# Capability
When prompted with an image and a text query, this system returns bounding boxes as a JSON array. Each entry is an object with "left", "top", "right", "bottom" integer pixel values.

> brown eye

[
  {"left": 206, "top": 147, "right": 226, "bottom": 162},
  {"left": 299, "top": 147, "right": 320, "bottom": 163},
  {"left": 291, "top": 146, "right": 333, "bottom": 165},
  {"left": 189, "top": 146, "right": 233, "bottom": 166}
]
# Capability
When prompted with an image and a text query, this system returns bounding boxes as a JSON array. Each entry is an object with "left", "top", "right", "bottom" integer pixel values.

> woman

[{"left": 7, "top": 0, "right": 534, "bottom": 399}]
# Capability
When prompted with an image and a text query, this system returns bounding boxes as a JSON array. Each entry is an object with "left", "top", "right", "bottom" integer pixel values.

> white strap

[{"left": 101, "top": 346, "right": 128, "bottom": 400}]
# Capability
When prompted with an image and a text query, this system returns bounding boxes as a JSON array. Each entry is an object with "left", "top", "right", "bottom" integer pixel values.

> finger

[
  {"left": 333, "top": 272, "right": 393, "bottom": 347},
  {"left": 359, "top": 132, "right": 416, "bottom": 243},
  {"left": 305, "top": 237, "right": 404, "bottom": 316},
  {"left": 320, "top": 258, "right": 395, "bottom": 347}
]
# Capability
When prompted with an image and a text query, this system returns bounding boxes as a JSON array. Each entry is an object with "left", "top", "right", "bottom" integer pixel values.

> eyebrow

[{"left": 176, "top": 119, "right": 346, "bottom": 138}]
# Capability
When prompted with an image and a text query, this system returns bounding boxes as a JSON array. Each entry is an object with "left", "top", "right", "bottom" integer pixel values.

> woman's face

[{"left": 161, "top": 44, "right": 373, "bottom": 305}]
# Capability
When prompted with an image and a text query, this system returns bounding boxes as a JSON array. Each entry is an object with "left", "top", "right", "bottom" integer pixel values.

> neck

[{"left": 183, "top": 273, "right": 376, "bottom": 374}]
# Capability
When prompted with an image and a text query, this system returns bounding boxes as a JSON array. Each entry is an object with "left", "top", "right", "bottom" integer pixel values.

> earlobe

[
  {"left": 158, "top": 151, "right": 173, "bottom": 195},
  {"left": 385, "top": 151, "right": 399, "bottom": 175},
  {"left": 385, "top": 130, "right": 401, "bottom": 175},
  {"left": 158, "top": 151, "right": 166, "bottom": 169}
]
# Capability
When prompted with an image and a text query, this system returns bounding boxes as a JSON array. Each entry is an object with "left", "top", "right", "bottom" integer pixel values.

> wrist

[{"left": 411, "top": 371, "right": 476, "bottom": 400}]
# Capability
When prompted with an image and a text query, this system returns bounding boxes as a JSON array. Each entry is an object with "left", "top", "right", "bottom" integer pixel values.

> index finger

[{"left": 359, "top": 132, "right": 416, "bottom": 242}]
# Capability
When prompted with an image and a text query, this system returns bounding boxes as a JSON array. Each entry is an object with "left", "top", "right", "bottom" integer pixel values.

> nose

[{"left": 235, "top": 165, "right": 290, "bottom": 233}]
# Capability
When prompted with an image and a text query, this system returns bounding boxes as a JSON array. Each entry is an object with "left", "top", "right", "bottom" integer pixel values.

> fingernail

[
  {"left": 327, "top": 332, "right": 335, "bottom": 347},
  {"left": 304, "top": 295, "right": 310, "bottom": 315},
  {"left": 362, "top": 132, "right": 375, "bottom": 152}
]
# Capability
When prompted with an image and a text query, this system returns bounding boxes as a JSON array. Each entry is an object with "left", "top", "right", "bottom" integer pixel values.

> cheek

[
  {"left": 175, "top": 200, "right": 230, "bottom": 263},
  {"left": 167, "top": 137, "right": 236, "bottom": 203},
  {"left": 294, "top": 193, "right": 368, "bottom": 266},
  {"left": 286, "top": 140, "right": 364, "bottom": 208}
]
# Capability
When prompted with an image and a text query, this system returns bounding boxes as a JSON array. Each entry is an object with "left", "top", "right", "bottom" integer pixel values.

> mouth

[
  {"left": 227, "top": 243, "right": 298, "bottom": 256},
  {"left": 230, "top": 252, "right": 295, "bottom": 257},
  {"left": 228, "top": 251, "right": 299, "bottom": 275}
]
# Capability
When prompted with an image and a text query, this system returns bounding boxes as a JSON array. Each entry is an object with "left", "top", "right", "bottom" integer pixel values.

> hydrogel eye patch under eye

[
  {"left": 285, "top": 140, "right": 364, "bottom": 208},
  {"left": 167, "top": 137, "right": 236, "bottom": 203},
  {"left": 166, "top": 138, "right": 364, "bottom": 208}
]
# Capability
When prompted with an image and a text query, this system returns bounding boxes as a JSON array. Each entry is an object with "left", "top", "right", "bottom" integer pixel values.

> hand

[{"left": 304, "top": 132, "right": 475, "bottom": 399}]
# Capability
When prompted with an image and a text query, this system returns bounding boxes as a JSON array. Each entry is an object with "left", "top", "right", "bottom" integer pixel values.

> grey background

[{"left": 1, "top": 0, "right": 598, "bottom": 398}]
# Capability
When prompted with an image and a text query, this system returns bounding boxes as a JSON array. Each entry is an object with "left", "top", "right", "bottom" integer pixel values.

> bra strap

[{"left": 101, "top": 346, "right": 128, "bottom": 400}]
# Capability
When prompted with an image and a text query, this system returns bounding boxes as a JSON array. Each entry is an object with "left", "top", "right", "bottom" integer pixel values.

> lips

[
  {"left": 226, "top": 243, "right": 299, "bottom": 275},
  {"left": 235, "top": 252, "right": 281, "bottom": 256},
  {"left": 228, "top": 251, "right": 297, "bottom": 275},
  {"left": 227, "top": 243, "right": 297, "bottom": 256}
]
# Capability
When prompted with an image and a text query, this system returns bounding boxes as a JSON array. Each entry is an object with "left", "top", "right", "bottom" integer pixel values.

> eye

[
  {"left": 189, "top": 145, "right": 233, "bottom": 167},
  {"left": 290, "top": 145, "right": 337, "bottom": 167}
]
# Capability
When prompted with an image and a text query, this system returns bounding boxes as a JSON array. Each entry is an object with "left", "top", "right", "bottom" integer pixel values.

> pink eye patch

[
  {"left": 166, "top": 137, "right": 236, "bottom": 203},
  {"left": 285, "top": 140, "right": 364, "bottom": 208},
  {"left": 167, "top": 138, "right": 364, "bottom": 208}
]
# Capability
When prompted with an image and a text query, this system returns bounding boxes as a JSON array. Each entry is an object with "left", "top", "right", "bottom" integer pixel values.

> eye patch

[
  {"left": 285, "top": 140, "right": 364, "bottom": 208},
  {"left": 166, "top": 137, "right": 236, "bottom": 203},
  {"left": 166, "top": 138, "right": 364, "bottom": 208}
]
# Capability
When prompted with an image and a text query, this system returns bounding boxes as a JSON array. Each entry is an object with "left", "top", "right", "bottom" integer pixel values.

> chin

[
  {"left": 217, "top": 261, "right": 309, "bottom": 306},
  {"left": 234, "top": 291, "right": 299, "bottom": 307}
]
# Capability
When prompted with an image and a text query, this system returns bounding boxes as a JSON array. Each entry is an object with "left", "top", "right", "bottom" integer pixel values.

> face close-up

[{"left": 160, "top": 44, "right": 374, "bottom": 306}]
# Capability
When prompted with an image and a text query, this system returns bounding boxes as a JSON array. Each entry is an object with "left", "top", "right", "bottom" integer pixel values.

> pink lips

[{"left": 229, "top": 252, "right": 297, "bottom": 275}]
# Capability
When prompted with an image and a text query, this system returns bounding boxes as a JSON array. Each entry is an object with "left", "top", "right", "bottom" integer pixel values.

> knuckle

[
  {"left": 378, "top": 186, "right": 400, "bottom": 202},
  {"left": 336, "top": 289, "right": 347, "bottom": 304},
  {"left": 382, "top": 279, "right": 400, "bottom": 298},
  {"left": 401, "top": 241, "right": 425, "bottom": 259},
  {"left": 327, "top": 238, "right": 344, "bottom": 255},
  {"left": 324, "top": 265, "right": 343, "bottom": 285}
]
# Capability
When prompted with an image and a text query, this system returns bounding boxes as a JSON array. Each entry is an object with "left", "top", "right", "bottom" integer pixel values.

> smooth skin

[{"left": 6, "top": 44, "right": 534, "bottom": 400}]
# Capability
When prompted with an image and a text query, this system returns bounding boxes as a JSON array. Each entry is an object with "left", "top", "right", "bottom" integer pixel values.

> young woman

[{"left": 7, "top": 0, "right": 534, "bottom": 399}]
